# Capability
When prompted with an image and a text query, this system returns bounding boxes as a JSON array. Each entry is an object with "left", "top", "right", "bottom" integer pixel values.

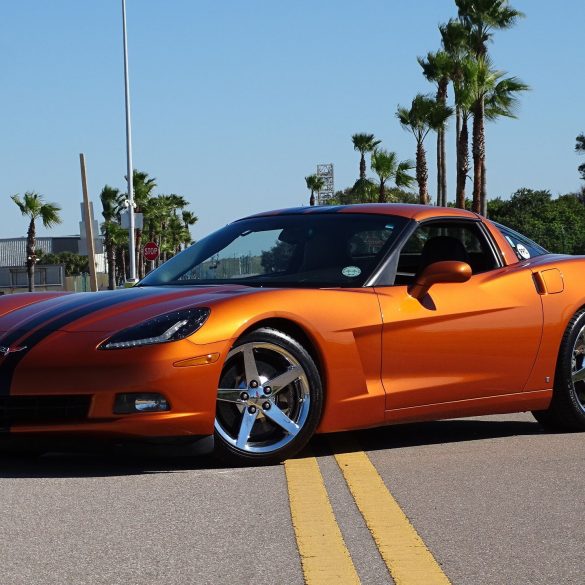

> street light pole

[{"left": 122, "top": 0, "right": 137, "bottom": 282}]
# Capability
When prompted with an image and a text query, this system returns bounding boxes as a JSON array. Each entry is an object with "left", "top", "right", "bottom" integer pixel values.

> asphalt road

[{"left": 1, "top": 413, "right": 583, "bottom": 585}]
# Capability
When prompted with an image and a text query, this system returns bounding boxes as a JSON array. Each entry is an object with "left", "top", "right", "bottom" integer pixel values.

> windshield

[{"left": 140, "top": 213, "right": 408, "bottom": 288}]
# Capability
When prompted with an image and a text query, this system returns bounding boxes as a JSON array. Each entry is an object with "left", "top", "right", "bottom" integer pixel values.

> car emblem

[{"left": 0, "top": 346, "right": 28, "bottom": 357}]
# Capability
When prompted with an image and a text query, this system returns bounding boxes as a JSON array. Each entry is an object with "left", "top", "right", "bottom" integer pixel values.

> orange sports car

[{"left": 1, "top": 203, "right": 584, "bottom": 464}]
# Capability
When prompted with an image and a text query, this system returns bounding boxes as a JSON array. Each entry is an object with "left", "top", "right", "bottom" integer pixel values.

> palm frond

[
  {"left": 40, "top": 203, "right": 62, "bottom": 228},
  {"left": 351, "top": 133, "right": 381, "bottom": 154},
  {"left": 395, "top": 161, "right": 416, "bottom": 189},
  {"left": 305, "top": 174, "right": 325, "bottom": 192}
]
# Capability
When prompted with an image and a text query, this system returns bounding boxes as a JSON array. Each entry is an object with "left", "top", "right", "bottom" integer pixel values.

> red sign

[{"left": 144, "top": 241, "right": 159, "bottom": 261}]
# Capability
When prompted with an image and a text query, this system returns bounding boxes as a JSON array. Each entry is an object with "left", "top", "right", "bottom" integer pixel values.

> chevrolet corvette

[{"left": 1, "top": 203, "right": 584, "bottom": 465}]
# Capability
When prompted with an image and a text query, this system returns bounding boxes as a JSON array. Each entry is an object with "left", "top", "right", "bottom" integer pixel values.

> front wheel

[
  {"left": 532, "top": 309, "right": 585, "bottom": 431},
  {"left": 214, "top": 328, "right": 323, "bottom": 465}
]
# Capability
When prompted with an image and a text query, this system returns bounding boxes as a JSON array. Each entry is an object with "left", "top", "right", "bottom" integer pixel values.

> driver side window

[{"left": 394, "top": 221, "right": 498, "bottom": 286}]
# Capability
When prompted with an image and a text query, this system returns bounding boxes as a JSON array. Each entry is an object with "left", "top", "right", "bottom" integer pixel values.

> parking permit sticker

[
  {"left": 516, "top": 244, "right": 531, "bottom": 259},
  {"left": 342, "top": 266, "right": 361, "bottom": 277}
]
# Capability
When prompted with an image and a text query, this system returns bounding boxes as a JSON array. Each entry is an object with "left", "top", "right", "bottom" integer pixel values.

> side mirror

[{"left": 408, "top": 260, "right": 472, "bottom": 300}]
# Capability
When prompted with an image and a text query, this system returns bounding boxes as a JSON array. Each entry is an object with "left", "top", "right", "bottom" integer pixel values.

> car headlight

[{"left": 99, "top": 307, "right": 210, "bottom": 350}]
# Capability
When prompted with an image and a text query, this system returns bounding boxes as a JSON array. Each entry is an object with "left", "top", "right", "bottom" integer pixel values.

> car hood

[{"left": 0, "top": 285, "right": 261, "bottom": 335}]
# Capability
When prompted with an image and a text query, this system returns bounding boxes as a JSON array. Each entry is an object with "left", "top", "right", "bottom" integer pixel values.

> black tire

[
  {"left": 213, "top": 327, "right": 323, "bottom": 465},
  {"left": 532, "top": 309, "right": 585, "bottom": 431}
]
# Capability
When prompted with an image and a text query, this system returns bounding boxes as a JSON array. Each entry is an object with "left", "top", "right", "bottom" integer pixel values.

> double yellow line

[{"left": 285, "top": 439, "right": 452, "bottom": 585}]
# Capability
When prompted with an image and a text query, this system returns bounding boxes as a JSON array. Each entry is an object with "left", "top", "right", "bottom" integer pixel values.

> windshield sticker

[
  {"left": 342, "top": 266, "right": 361, "bottom": 278},
  {"left": 516, "top": 244, "right": 531, "bottom": 259}
]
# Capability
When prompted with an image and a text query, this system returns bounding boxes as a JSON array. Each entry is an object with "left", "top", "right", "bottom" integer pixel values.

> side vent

[
  {"left": 532, "top": 272, "right": 546, "bottom": 295},
  {"left": 533, "top": 268, "right": 564, "bottom": 295}
]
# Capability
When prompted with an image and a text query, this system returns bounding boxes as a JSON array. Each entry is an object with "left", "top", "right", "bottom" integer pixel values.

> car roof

[{"left": 239, "top": 203, "right": 480, "bottom": 222}]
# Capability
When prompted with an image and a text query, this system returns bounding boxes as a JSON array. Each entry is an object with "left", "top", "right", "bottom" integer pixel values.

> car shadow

[
  {"left": 0, "top": 437, "right": 224, "bottom": 479},
  {"left": 0, "top": 417, "right": 550, "bottom": 479},
  {"left": 312, "top": 416, "right": 547, "bottom": 457}
]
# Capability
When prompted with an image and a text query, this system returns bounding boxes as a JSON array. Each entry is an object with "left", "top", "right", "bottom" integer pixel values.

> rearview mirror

[{"left": 408, "top": 260, "right": 472, "bottom": 300}]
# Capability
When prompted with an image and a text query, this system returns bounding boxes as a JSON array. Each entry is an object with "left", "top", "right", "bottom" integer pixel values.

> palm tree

[
  {"left": 370, "top": 149, "right": 415, "bottom": 203},
  {"left": 397, "top": 95, "right": 453, "bottom": 205},
  {"left": 576, "top": 133, "right": 585, "bottom": 181},
  {"left": 165, "top": 214, "right": 188, "bottom": 259},
  {"left": 452, "top": 63, "right": 474, "bottom": 209},
  {"left": 11, "top": 192, "right": 62, "bottom": 292},
  {"left": 440, "top": 19, "right": 471, "bottom": 129},
  {"left": 128, "top": 170, "right": 157, "bottom": 278},
  {"left": 464, "top": 57, "right": 528, "bottom": 213},
  {"left": 157, "top": 194, "right": 188, "bottom": 263},
  {"left": 109, "top": 223, "right": 129, "bottom": 285},
  {"left": 142, "top": 194, "right": 189, "bottom": 267},
  {"left": 456, "top": 0, "right": 525, "bottom": 214},
  {"left": 142, "top": 196, "right": 166, "bottom": 269},
  {"left": 483, "top": 74, "right": 529, "bottom": 214},
  {"left": 418, "top": 51, "right": 453, "bottom": 206},
  {"left": 99, "top": 185, "right": 121, "bottom": 290},
  {"left": 450, "top": 52, "right": 497, "bottom": 210},
  {"left": 439, "top": 19, "right": 472, "bottom": 208},
  {"left": 181, "top": 210, "right": 198, "bottom": 249},
  {"left": 305, "top": 175, "right": 325, "bottom": 206},
  {"left": 352, "top": 133, "right": 381, "bottom": 180},
  {"left": 455, "top": 0, "right": 524, "bottom": 58}
]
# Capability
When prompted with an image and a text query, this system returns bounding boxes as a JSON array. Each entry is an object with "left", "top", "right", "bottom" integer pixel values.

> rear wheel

[
  {"left": 214, "top": 328, "right": 322, "bottom": 465},
  {"left": 532, "top": 310, "right": 585, "bottom": 431}
]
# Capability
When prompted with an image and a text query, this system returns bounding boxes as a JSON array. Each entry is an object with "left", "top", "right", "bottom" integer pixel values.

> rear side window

[{"left": 494, "top": 223, "right": 548, "bottom": 261}]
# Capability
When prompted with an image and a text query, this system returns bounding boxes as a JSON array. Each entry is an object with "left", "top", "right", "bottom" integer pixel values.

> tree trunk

[
  {"left": 309, "top": 191, "right": 315, "bottom": 206},
  {"left": 440, "top": 125, "right": 447, "bottom": 206},
  {"left": 160, "top": 222, "right": 167, "bottom": 264},
  {"left": 378, "top": 180, "right": 386, "bottom": 203},
  {"left": 471, "top": 98, "right": 485, "bottom": 214},
  {"left": 455, "top": 106, "right": 462, "bottom": 206},
  {"left": 359, "top": 153, "right": 366, "bottom": 180},
  {"left": 26, "top": 218, "right": 36, "bottom": 292},
  {"left": 436, "top": 128, "right": 442, "bottom": 206},
  {"left": 105, "top": 230, "right": 116, "bottom": 290},
  {"left": 480, "top": 157, "right": 487, "bottom": 217},
  {"left": 456, "top": 115, "right": 469, "bottom": 209},
  {"left": 416, "top": 140, "right": 429, "bottom": 205},
  {"left": 437, "top": 78, "right": 448, "bottom": 207},
  {"left": 119, "top": 247, "right": 127, "bottom": 285}
]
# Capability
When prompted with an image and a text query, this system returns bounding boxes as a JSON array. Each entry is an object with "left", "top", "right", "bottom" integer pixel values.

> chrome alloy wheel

[
  {"left": 215, "top": 341, "right": 311, "bottom": 454},
  {"left": 572, "top": 325, "right": 585, "bottom": 409}
]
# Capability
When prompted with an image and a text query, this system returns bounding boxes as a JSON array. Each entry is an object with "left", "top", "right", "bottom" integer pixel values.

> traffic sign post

[{"left": 144, "top": 242, "right": 160, "bottom": 262}]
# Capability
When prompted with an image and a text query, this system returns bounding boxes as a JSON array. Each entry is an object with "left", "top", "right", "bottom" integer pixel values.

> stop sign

[{"left": 144, "top": 241, "right": 159, "bottom": 261}]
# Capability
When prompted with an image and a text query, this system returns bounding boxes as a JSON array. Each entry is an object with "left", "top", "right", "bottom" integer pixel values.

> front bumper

[{"left": 5, "top": 331, "right": 231, "bottom": 439}]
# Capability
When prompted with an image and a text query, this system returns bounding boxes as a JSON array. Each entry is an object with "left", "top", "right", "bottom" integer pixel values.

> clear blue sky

[{"left": 1, "top": 0, "right": 583, "bottom": 241}]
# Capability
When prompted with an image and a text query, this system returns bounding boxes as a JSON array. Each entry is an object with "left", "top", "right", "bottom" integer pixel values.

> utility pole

[
  {"left": 79, "top": 153, "right": 98, "bottom": 292},
  {"left": 122, "top": 0, "right": 137, "bottom": 282}
]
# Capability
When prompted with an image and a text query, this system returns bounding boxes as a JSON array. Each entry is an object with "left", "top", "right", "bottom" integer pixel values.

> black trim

[
  {"left": 477, "top": 220, "right": 505, "bottom": 268},
  {"left": 0, "top": 395, "right": 91, "bottom": 429},
  {"left": 366, "top": 219, "right": 419, "bottom": 286}
]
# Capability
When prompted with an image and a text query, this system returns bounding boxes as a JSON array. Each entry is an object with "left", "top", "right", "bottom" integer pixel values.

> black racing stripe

[
  {"left": 0, "top": 288, "right": 160, "bottom": 348},
  {"left": 0, "top": 294, "right": 101, "bottom": 349},
  {"left": 0, "top": 288, "right": 160, "bottom": 397}
]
